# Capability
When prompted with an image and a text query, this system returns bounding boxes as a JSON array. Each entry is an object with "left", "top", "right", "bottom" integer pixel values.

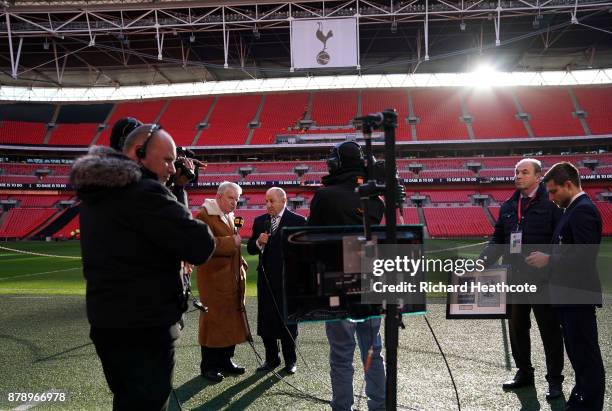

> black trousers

[
  {"left": 556, "top": 306, "right": 605, "bottom": 411},
  {"left": 262, "top": 325, "right": 297, "bottom": 365},
  {"left": 200, "top": 345, "right": 236, "bottom": 372},
  {"left": 508, "top": 304, "right": 564, "bottom": 383},
  {"left": 90, "top": 324, "right": 180, "bottom": 411}
]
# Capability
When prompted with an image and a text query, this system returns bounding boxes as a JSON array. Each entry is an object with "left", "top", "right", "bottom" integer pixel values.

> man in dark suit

[
  {"left": 480, "top": 158, "right": 564, "bottom": 400},
  {"left": 247, "top": 187, "right": 306, "bottom": 374},
  {"left": 527, "top": 162, "right": 605, "bottom": 411}
]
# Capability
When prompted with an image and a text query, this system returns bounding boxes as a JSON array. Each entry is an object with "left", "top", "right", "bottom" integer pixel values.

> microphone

[
  {"left": 263, "top": 218, "right": 271, "bottom": 235},
  {"left": 234, "top": 216, "right": 244, "bottom": 232},
  {"left": 260, "top": 218, "right": 272, "bottom": 253}
]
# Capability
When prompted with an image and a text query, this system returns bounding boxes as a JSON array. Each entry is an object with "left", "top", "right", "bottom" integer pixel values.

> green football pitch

[
  {"left": 1, "top": 239, "right": 611, "bottom": 296},
  {"left": 0, "top": 239, "right": 610, "bottom": 410}
]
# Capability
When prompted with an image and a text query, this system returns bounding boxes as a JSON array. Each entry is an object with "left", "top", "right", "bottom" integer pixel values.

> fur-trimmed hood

[{"left": 71, "top": 146, "right": 141, "bottom": 202}]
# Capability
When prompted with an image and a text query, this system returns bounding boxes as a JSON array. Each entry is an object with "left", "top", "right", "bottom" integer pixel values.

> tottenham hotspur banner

[{"left": 291, "top": 18, "right": 359, "bottom": 69}]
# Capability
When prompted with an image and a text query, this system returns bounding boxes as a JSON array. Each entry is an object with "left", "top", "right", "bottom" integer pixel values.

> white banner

[{"left": 291, "top": 18, "right": 358, "bottom": 69}]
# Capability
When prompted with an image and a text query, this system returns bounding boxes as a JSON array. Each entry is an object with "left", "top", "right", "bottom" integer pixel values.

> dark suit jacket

[
  {"left": 247, "top": 209, "right": 306, "bottom": 337},
  {"left": 549, "top": 193, "right": 602, "bottom": 306}
]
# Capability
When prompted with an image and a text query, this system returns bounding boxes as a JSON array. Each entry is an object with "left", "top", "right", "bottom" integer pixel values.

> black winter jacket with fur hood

[{"left": 71, "top": 146, "right": 215, "bottom": 328}]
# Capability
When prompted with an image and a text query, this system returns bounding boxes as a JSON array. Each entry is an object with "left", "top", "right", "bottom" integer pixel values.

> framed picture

[{"left": 446, "top": 266, "right": 510, "bottom": 319}]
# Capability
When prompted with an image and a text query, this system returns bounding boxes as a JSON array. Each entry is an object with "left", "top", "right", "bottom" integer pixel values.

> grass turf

[{"left": 0, "top": 239, "right": 611, "bottom": 410}]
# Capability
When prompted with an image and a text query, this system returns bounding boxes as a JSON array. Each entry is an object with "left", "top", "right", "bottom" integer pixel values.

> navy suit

[
  {"left": 549, "top": 193, "right": 605, "bottom": 410},
  {"left": 247, "top": 209, "right": 306, "bottom": 365}
]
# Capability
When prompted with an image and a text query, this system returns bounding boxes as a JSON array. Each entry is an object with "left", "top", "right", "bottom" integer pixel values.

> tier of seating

[
  {"left": 251, "top": 93, "right": 310, "bottom": 144},
  {"left": 465, "top": 88, "right": 527, "bottom": 139},
  {"left": 8, "top": 195, "right": 71, "bottom": 208},
  {"left": 96, "top": 100, "right": 165, "bottom": 146},
  {"left": 199, "top": 94, "right": 262, "bottom": 146},
  {"left": 52, "top": 214, "right": 79, "bottom": 239},
  {"left": 47, "top": 124, "right": 100, "bottom": 146},
  {"left": 159, "top": 97, "right": 214, "bottom": 146},
  {"left": 423, "top": 206, "right": 493, "bottom": 237},
  {"left": 0, "top": 208, "right": 57, "bottom": 238},
  {"left": 1, "top": 190, "right": 610, "bottom": 239},
  {"left": 2, "top": 86, "right": 611, "bottom": 146},
  {"left": 514, "top": 88, "right": 584, "bottom": 137},
  {"left": 309, "top": 91, "right": 358, "bottom": 128},
  {"left": 1, "top": 152, "right": 610, "bottom": 189}
]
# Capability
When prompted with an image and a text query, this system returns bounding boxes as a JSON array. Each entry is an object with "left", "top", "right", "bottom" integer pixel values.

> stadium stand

[
  {"left": 362, "top": 89, "right": 411, "bottom": 140},
  {"left": 515, "top": 88, "right": 584, "bottom": 137},
  {"left": 243, "top": 173, "right": 298, "bottom": 182},
  {"left": 419, "top": 169, "right": 475, "bottom": 179},
  {"left": 573, "top": 86, "right": 612, "bottom": 136},
  {"left": 10, "top": 195, "right": 70, "bottom": 208},
  {"left": 96, "top": 100, "right": 166, "bottom": 146},
  {"left": 421, "top": 190, "right": 476, "bottom": 203},
  {"left": 52, "top": 214, "right": 79, "bottom": 239},
  {"left": 310, "top": 91, "right": 358, "bottom": 128},
  {"left": 480, "top": 189, "right": 515, "bottom": 202},
  {"left": 197, "top": 174, "right": 241, "bottom": 183},
  {"left": 489, "top": 206, "right": 501, "bottom": 222},
  {"left": 199, "top": 94, "right": 262, "bottom": 145},
  {"left": 251, "top": 92, "right": 310, "bottom": 144},
  {"left": 465, "top": 88, "right": 527, "bottom": 139},
  {"left": 412, "top": 89, "right": 469, "bottom": 140},
  {"left": 47, "top": 123, "right": 100, "bottom": 146},
  {"left": 159, "top": 97, "right": 214, "bottom": 146},
  {"left": 3, "top": 87, "right": 612, "bottom": 147},
  {"left": 0, "top": 121, "right": 48, "bottom": 145},
  {"left": 0, "top": 208, "right": 57, "bottom": 238},
  {"left": 424, "top": 206, "right": 493, "bottom": 237},
  {"left": 0, "top": 175, "right": 39, "bottom": 184},
  {"left": 402, "top": 207, "right": 420, "bottom": 224}
]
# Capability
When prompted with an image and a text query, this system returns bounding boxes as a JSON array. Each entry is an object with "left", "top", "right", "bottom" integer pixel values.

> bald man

[
  {"left": 122, "top": 124, "right": 176, "bottom": 184},
  {"left": 123, "top": 125, "right": 202, "bottom": 207},
  {"left": 247, "top": 187, "right": 306, "bottom": 374}
]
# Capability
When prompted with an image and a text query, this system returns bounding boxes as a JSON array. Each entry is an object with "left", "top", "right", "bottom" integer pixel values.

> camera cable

[{"left": 423, "top": 315, "right": 461, "bottom": 411}]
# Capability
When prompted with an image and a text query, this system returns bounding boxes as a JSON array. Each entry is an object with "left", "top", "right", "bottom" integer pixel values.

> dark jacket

[
  {"left": 481, "top": 183, "right": 562, "bottom": 286},
  {"left": 549, "top": 193, "right": 602, "bottom": 306},
  {"left": 247, "top": 209, "right": 306, "bottom": 337},
  {"left": 71, "top": 146, "right": 215, "bottom": 329},
  {"left": 308, "top": 170, "right": 385, "bottom": 226}
]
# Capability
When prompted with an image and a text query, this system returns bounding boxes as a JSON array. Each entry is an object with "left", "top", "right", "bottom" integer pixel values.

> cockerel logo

[{"left": 315, "top": 22, "right": 333, "bottom": 65}]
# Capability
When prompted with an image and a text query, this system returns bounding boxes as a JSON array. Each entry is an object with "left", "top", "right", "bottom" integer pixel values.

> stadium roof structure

[{"left": 1, "top": 0, "right": 612, "bottom": 88}]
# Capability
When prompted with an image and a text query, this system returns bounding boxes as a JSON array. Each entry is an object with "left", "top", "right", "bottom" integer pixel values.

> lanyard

[{"left": 517, "top": 196, "right": 536, "bottom": 223}]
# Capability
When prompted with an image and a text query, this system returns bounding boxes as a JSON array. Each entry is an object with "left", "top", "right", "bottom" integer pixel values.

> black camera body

[{"left": 174, "top": 147, "right": 198, "bottom": 183}]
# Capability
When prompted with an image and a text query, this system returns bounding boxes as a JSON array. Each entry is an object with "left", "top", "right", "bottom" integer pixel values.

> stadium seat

[{"left": 424, "top": 206, "right": 492, "bottom": 237}]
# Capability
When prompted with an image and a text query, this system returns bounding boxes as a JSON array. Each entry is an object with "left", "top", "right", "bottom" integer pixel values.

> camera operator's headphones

[
  {"left": 136, "top": 123, "right": 162, "bottom": 160},
  {"left": 326, "top": 141, "right": 365, "bottom": 174}
]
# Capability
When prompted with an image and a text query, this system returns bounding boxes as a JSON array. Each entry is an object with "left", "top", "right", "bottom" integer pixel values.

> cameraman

[
  {"left": 308, "top": 141, "right": 386, "bottom": 411},
  {"left": 122, "top": 127, "right": 204, "bottom": 207},
  {"left": 72, "top": 125, "right": 216, "bottom": 411}
]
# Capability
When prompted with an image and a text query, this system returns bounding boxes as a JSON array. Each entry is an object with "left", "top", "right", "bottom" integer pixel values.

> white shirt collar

[
  {"left": 568, "top": 191, "right": 585, "bottom": 208},
  {"left": 272, "top": 207, "right": 286, "bottom": 221},
  {"left": 522, "top": 184, "right": 539, "bottom": 199}
]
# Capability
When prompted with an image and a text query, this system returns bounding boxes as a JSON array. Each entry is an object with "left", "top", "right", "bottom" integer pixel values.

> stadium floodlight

[
  {"left": 189, "top": 33, "right": 195, "bottom": 43},
  {"left": 460, "top": 20, "right": 466, "bottom": 31},
  {"left": 469, "top": 63, "right": 501, "bottom": 88}
]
